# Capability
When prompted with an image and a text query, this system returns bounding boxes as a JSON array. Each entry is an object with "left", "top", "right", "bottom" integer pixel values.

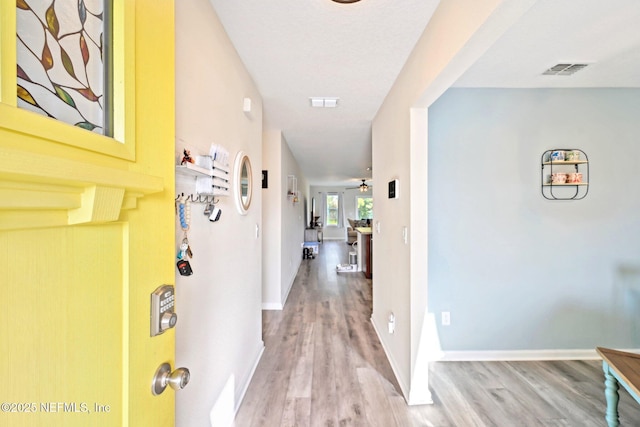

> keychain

[
  {"left": 203, "top": 202, "right": 213, "bottom": 216},
  {"left": 176, "top": 196, "right": 194, "bottom": 276}
]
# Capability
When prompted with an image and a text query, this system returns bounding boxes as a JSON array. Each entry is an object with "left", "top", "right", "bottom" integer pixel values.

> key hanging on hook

[{"left": 176, "top": 195, "right": 194, "bottom": 275}]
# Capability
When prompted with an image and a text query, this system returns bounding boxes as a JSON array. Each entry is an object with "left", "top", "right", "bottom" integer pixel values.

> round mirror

[{"left": 234, "top": 151, "right": 252, "bottom": 215}]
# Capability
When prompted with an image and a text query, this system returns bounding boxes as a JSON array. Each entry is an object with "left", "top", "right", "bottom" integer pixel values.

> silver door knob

[{"left": 152, "top": 363, "right": 191, "bottom": 396}]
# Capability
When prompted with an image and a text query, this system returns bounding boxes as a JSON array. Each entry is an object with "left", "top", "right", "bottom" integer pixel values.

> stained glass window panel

[{"left": 16, "top": 0, "right": 109, "bottom": 135}]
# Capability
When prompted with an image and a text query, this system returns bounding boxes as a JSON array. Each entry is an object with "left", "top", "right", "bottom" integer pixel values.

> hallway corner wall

[{"left": 263, "top": 130, "right": 308, "bottom": 309}]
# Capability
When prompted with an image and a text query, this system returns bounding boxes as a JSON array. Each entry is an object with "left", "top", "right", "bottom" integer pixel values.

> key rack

[{"left": 174, "top": 193, "right": 218, "bottom": 205}]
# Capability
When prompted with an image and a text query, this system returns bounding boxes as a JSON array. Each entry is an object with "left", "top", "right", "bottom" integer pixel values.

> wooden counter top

[{"left": 355, "top": 227, "right": 372, "bottom": 234}]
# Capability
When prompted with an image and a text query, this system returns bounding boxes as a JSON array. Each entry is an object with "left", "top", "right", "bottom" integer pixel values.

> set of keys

[
  {"left": 177, "top": 236, "right": 193, "bottom": 259},
  {"left": 177, "top": 236, "right": 193, "bottom": 276},
  {"left": 176, "top": 196, "right": 194, "bottom": 276}
]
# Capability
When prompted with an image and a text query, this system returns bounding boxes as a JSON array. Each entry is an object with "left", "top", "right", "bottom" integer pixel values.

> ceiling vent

[{"left": 542, "top": 63, "right": 589, "bottom": 76}]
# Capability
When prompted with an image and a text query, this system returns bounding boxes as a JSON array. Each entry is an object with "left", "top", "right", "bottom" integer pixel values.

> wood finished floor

[{"left": 234, "top": 241, "right": 640, "bottom": 426}]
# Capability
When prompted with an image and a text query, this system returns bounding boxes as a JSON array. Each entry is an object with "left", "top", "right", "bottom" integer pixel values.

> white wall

[
  {"left": 371, "top": 0, "right": 534, "bottom": 404},
  {"left": 262, "top": 131, "right": 308, "bottom": 309},
  {"left": 175, "top": 1, "right": 263, "bottom": 426},
  {"left": 262, "top": 130, "right": 282, "bottom": 308},
  {"left": 429, "top": 88, "right": 640, "bottom": 354},
  {"left": 279, "top": 134, "right": 308, "bottom": 306}
]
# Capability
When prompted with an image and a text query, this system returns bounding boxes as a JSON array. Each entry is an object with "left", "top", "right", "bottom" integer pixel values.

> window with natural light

[
  {"left": 326, "top": 193, "right": 339, "bottom": 226},
  {"left": 356, "top": 196, "right": 373, "bottom": 220}
]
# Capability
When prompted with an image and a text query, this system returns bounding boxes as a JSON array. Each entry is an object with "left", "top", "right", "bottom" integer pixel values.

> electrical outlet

[{"left": 441, "top": 311, "right": 450, "bottom": 326}]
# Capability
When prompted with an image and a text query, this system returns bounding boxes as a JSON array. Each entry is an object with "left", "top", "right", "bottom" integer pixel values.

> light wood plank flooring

[{"left": 234, "top": 241, "right": 640, "bottom": 426}]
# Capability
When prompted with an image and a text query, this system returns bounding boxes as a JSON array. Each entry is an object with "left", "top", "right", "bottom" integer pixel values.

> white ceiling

[
  {"left": 207, "top": 0, "right": 640, "bottom": 186},
  {"left": 454, "top": 0, "right": 640, "bottom": 89}
]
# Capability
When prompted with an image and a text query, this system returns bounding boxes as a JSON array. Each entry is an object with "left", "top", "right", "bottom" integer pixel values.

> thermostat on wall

[{"left": 388, "top": 179, "right": 399, "bottom": 199}]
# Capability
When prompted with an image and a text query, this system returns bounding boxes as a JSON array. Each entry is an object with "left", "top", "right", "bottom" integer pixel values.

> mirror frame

[{"left": 233, "top": 151, "right": 252, "bottom": 215}]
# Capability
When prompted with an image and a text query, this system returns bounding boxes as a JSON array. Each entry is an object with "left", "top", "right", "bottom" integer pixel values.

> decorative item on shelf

[
  {"left": 541, "top": 148, "right": 589, "bottom": 200},
  {"left": 287, "top": 175, "right": 298, "bottom": 202},
  {"left": 181, "top": 149, "right": 194, "bottom": 165}
]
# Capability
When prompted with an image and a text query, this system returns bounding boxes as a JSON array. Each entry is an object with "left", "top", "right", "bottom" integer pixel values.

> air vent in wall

[{"left": 542, "top": 63, "right": 589, "bottom": 76}]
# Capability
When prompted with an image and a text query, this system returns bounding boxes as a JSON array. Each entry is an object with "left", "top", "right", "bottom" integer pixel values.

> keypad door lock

[{"left": 151, "top": 285, "right": 177, "bottom": 337}]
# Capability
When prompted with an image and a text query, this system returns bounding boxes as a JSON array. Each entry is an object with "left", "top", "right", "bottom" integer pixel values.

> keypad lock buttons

[{"left": 151, "top": 285, "right": 177, "bottom": 337}]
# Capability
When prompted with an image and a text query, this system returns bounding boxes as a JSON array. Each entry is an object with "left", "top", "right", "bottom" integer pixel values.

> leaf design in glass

[
  {"left": 45, "top": 3, "right": 60, "bottom": 39},
  {"left": 17, "top": 65, "right": 31, "bottom": 82},
  {"left": 78, "top": 88, "right": 99, "bottom": 102},
  {"left": 41, "top": 40, "right": 54, "bottom": 71},
  {"left": 78, "top": 0, "right": 87, "bottom": 25},
  {"left": 17, "top": 0, "right": 106, "bottom": 133},
  {"left": 17, "top": 85, "right": 37, "bottom": 106},
  {"left": 80, "top": 34, "right": 89, "bottom": 65},
  {"left": 60, "top": 47, "right": 77, "bottom": 80},
  {"left": 76, "top": 121, "right": 97, "bottom": 131},
  {"left": 54, "top": 85, "right": 76, "bottom": 108},
  {"left": 17, "top": 0, "right": 30, "bottom": 10}
]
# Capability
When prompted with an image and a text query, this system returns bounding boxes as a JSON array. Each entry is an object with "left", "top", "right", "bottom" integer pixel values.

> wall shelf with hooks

[
  {"left": 176, "top": 162, "right": 212, "bottom": 177},
  {"left": 541, "top": 149, "right": 589, "bottom": 200},
  {"left": 176, "top": 152, "right": 231, "bottom": 197}
]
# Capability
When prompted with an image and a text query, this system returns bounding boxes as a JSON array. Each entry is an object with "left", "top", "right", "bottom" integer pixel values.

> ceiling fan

[{"left": 346, "top": 179, "right": 372, "bottom": 192}]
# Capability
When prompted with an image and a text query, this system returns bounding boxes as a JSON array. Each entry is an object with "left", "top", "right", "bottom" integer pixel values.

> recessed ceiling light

[
  {"left": 323, "top": 98, "right": 338, "bottom": 108},
  {"left": 310, "top": 98, "right": 324, "bottom": 108},
  {"left": 331, "top": 0, "right": 361, "bottom": 3},
  {"left": 309, "top": 97, "right": 339, "bottom": 108}
]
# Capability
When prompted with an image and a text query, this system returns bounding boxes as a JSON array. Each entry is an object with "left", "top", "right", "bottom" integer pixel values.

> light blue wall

[{"left": 428, "top": 88, "right": 640, "bottom": 351}]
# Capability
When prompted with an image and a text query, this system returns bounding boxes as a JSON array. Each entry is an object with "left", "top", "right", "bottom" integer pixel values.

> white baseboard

[
  {"left": 234, "top": 342, "right": 265, "bottom": 415},
  {"left": 262, "top": 257, "right": 300, "bottom": 311},
  {"left": 438, "top": 348, "right": 640, "bottom": 361},
  {"left": 261, "top": 302, "right": 283, "bottom": 310},
  {"left": 209, "top": 342, "right": 265, "bottom": 427},
  {"left": 370, "top": 317, "right": 411, "bottom": 403},
  {"left": 371, "top": 317, "right": 437, "bottom": 406}
]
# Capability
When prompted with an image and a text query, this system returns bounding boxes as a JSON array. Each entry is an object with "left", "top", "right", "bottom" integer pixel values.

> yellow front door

[{"left": 0, "top": 1, "right": 177, "bottom": 426}]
